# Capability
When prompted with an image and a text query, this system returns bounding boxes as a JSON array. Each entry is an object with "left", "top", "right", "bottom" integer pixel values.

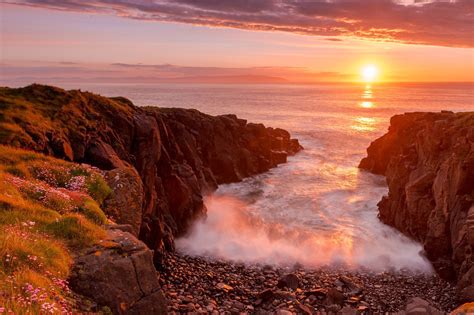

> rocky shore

[
  {"left": 359, "top": 111, "right": 474, "bottom": 301},
  {"left": 161, "top": 252, "right": 457, "bottom": 314},
  {"left": 1, "top": 84, "right": 472, "bottom": 313}
]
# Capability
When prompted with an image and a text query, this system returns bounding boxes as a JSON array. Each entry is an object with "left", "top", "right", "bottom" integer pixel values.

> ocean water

[{"left": 67, "top": 82, "right": 473, "bottom": 272}]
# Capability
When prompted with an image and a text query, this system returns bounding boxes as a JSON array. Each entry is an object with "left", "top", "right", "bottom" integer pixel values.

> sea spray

[{"left": 176, "top": 194, "right": 432, "bottom": 272}]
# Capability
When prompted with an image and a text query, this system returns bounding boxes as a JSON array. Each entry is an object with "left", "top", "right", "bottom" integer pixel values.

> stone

[
  {"left": 305, "top": 288, "right": 327, "bottom": 299},
  {"left": 69, "top": 229, "right": 167, "bottom": 314},
  {"left": 325, "top": 288, "right": 345, "bottom": 306},
  {"left": 259, "top": 289, "right": 275, "bottom": 302},
  {"left": 277, "top": 273, "right": 300, "bottom": 290},
  {"left": 340, "top": 306, "right": 357, "bottom": 315},
  {"left": 405, "top": 297, "right": 443, "bottom": 315},
  {"left": 297, "top": 302, "right": 313, "bottom": 315},
  {"left": 216, "top": 282, "right": 234, "bottom": 293}
]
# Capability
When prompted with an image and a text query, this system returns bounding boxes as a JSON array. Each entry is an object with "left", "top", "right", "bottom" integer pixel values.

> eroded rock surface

[
  {"left": 69, "top": 228, "right": 166, "bottom": 314},
  {"left": 359, "top": 111, "right": 474, "bottom": 298},
  {"left": 103, "top": 166, "right": 144, "bottom": 236}
]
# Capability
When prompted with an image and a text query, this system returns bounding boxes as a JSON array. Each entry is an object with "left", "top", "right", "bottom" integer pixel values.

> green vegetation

[
  {"left": 0, "top": 84, "right": 135, "bottom": 150},
  {"left": 0, "top": 145, "right": 110, "bottom": 313}
]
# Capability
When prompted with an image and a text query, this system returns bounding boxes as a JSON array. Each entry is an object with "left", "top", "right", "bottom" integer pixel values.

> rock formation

[
  {"left": 70, "top": 227, "right": 167, "bottom": 314},
  {"left": 359, "top": 111, "right": 474, "bottom": 300},
  {"left": 0, "top": 84, "right": 302, "bottom": 265}
]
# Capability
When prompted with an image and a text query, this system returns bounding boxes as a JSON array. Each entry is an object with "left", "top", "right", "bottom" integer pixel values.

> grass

[
  {"left": 0, "top": 84, "right": 136, "bottom": 151},
  {"left": 0, "top": 145, "right": 110, "bottom": 313}
]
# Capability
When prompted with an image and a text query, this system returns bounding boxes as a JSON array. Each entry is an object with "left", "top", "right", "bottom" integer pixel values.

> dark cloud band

[{"left": 5, "top": 0, "right": 474, "bottom": 47}]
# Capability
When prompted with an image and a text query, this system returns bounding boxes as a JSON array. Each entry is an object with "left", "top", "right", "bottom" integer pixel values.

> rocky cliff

[
  {"left": 359, "top": 111, "right": 474, "bottom": 300},
  {"left": 0, "top": 84, "right": 302, "bottom": 265}
]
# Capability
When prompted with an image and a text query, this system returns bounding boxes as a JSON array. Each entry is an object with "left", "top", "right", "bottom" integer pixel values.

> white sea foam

[{"left": 177, "top": 185, "right": 432, "bottom": 272}]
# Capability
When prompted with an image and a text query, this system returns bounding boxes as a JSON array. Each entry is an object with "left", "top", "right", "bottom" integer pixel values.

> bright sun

[{"left": 361, "top": 64, "right": 379, "bottom": 82}]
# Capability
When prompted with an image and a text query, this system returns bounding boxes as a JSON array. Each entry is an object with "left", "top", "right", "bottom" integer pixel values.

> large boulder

[{"left": 69, "top": 228, "right": 167, "bottom": 314}]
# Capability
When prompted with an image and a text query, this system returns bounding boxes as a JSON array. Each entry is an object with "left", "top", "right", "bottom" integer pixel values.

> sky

[{"left": 1, "top": 0, "right": 473, "bottom": 84}]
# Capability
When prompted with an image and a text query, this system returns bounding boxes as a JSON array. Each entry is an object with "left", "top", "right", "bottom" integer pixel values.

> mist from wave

[{"left": 176, "top": 147, "right": 433, "bottom": 272}]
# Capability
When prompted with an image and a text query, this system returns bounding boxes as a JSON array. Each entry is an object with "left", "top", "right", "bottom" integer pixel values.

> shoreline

[
  {"left": 1, "top": 84, "right": 471, "bottom": 313},
  {"left": 161, "top": 252, "right": 458, "bottom": 314}
]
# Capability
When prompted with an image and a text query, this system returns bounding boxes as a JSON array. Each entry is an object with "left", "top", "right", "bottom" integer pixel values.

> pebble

[{"left": 161, "top": 252, "right": 459, "bottom": 314}]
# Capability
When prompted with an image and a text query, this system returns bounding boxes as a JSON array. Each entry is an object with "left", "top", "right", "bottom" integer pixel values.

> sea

[{"left": 62, "top": 82, "right": 474, "bottom": 272}]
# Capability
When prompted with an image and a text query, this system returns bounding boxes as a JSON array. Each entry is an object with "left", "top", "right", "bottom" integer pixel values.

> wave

[{"left": 176, "top": 195, "right": 433, "bottom": 272}]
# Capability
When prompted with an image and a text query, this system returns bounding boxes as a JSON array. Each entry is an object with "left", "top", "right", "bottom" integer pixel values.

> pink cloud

[{"left": 5, "top": 0, "right": 474, "bottom": 47}]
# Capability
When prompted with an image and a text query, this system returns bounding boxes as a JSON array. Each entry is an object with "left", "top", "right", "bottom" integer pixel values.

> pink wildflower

[{"left": 66, "top": 175, "right": 86, "bottom": 191}]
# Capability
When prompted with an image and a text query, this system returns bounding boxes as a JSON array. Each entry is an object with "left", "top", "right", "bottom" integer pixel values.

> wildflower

[{"left": 66, "top": 175, "right": 86, "bottom": 191}]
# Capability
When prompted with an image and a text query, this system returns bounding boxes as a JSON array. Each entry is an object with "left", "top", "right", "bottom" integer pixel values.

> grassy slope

[
  {"left": 0, "top": 84, "right": 134, "bottom": 152},
  {"left": 0, "top": 145, "right": 111, "bottom": 314}
]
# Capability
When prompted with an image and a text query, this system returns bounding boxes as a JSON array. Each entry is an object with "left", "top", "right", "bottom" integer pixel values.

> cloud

[
  {"left": 0, "top": 61, "right": 351, "bottom": 85},
  {"left": 5, "top": 0, "right": 473, "bottom": 48}
]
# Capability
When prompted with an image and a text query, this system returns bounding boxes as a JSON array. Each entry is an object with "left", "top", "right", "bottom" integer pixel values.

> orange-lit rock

[{"left": 360, "top": 111, "right": 474, "bottom": 298}]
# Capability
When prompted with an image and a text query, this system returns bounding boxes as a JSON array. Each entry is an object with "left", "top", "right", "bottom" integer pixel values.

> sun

[{"left": 361, "top": 64, "right": 379, "bottom": 83}]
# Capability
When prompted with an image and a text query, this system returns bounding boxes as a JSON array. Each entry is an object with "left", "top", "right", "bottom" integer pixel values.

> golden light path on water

[{"left": 352, "top": 85, "right": 377, "bottom": 132}]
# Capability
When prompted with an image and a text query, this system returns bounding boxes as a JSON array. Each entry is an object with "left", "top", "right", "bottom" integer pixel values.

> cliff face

[
  {"left": 0, "top": 84, "right": 302, "bottom": 264},
  {"left": 359, "top": 112, "right": 474, "bottom": 300}
]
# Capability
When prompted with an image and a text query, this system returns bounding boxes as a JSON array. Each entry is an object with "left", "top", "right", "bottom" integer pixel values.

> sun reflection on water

[
  {"left": 360, "top": 101, "right": 373, "bottom": 108},
  {"left": 359, "top": 84, "right": 375, "bottom": 109},
  {"left": 351, "top": 117, "right": 377, "bottom": 132},
  {"left": 353, "top": 84, "right": 378, "bottom": 131}
]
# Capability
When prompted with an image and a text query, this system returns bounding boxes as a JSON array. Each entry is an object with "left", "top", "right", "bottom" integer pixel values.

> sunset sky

[{"left": 1, "top": 0, "right": 473, "bottom": 84}]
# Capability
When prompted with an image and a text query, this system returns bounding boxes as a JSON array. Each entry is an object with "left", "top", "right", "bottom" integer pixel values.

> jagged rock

[
  {"left": 69, "top": 229, "right": 166, "bottom": 314},
  {"left": 359, "top": 112, "right": 474, "bottom": 294},
  {"left": 103, "top": 166, "right": 144, "bottom": 236}
]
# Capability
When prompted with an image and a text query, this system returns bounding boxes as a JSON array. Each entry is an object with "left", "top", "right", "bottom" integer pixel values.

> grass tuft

[
  {"left": 43, "top": 214, "right": 106, "bottom": 248},
  {"left": 78, "top": 198, "right": 108, "bottom": 225},
  {"left": 86, "top": 175, "right": 112, "bottom": 204}
]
